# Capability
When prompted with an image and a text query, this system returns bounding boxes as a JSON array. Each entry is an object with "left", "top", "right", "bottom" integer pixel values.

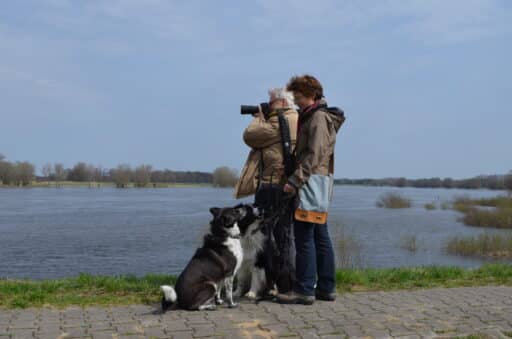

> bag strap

[
  {"left": 277, "top": 112, "right": 295, "bottom": 177},
  {"left": 256, "top": 149, "right": 263, "bottom": 190}
]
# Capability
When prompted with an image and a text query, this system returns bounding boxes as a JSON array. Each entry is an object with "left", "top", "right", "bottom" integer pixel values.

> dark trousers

[
  {"left": 255, "top": 184, "right": 295, "bottom": 293},
  {"left": 293, "top": 220, "right": 336, "bottom": 296}
]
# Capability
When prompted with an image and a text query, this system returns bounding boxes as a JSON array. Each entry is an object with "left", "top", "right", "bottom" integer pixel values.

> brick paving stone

[{"left": 2, "top": 285, "right": 512, "bottom": 338}]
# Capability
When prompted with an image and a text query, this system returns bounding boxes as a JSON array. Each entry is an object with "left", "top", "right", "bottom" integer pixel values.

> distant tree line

[
  {"left": 335, "top": 173, "right": 512, "bottom": 193},
  {"left": 3, "top": 151, "right": 508, "bottom": 192},
  {"left": 51, "top": 162, "right": 214, "bottom": 188},
  {"left": 1, "top": 153, "right": 225, "bottom": 188}
]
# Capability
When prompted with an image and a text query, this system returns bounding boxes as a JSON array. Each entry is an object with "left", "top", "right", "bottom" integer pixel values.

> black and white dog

[
  {"left": 235, "top": 195, "right": 296, "bottom": 300},
  {"left": 234, "top": 204, "right": 272, "bottom": 300},
  {"left": 160, "top": 204, "right": 260, "bottom": 311}
]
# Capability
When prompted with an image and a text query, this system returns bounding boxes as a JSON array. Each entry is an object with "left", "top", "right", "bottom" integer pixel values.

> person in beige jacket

[
  {"left": 234, "top": 88, "right": 298, "bottom": 198},
  {"left": 234, "top": 87, "right": 298, "bottom": 295}
]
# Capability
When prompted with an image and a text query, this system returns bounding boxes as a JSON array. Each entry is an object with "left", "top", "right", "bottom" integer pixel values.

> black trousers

[{"left": 254, "top": 183, "right": 295, "bottom": 293}]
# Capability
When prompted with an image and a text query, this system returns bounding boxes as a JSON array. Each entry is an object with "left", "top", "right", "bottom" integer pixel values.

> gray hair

[{"left": 268, "top": 87, "right": 295, "bottom": 108}]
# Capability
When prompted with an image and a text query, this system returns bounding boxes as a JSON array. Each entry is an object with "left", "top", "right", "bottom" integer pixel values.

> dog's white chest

[{"left": 223, "top": 237, "right": 243, "bottom": 273}]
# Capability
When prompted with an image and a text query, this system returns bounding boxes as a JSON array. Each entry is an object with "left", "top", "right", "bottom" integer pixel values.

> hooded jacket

[{"left": 287, "top": 99, "right": 345, "bottom": 190}]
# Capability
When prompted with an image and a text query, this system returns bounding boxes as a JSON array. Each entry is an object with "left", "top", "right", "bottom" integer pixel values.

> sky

[{"left": 1, "top": 0, "right": 511, "bottom": 179}]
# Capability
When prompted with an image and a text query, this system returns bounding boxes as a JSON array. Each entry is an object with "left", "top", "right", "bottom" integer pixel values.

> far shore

[
  {"left": 0, "top": 181, "right": 214, "bottom": 188},
  {"left": 1, "top": 181, "right": 510, "bottom": 191}
]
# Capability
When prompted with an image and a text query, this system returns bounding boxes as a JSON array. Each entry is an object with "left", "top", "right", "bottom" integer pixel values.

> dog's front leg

[
  {"left": 215, "top": 280, "right": 224, "bottom": 305},
  {"left": 224, "top": 275, "right": 237, "bottom": 308},
  {"left": 233, "top": 265, "right": 248, "bottom": 297},
  {"left": 246, "top": 267, "right": 266, "bottom": 300}
]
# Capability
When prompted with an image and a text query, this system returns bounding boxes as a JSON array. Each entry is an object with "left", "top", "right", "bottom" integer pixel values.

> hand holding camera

[{"left": 240, "top": 102, "right": 271, "bottom": 120}]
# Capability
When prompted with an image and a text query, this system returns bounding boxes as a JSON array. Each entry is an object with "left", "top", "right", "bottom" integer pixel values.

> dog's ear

[{"left": 209, "top": 207, "right": 221, "bottom": 217}]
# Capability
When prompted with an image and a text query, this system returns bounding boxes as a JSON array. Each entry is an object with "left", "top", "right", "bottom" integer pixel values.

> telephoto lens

[
  {"left": 240, "top": 105, "right": 259, "bottom": 115},
  {"left": 240, "top": 103, "right": 271, "bottom": 119}
]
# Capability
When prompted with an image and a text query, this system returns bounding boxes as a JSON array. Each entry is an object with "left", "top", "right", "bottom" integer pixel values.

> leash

[{"left": 251, "top": 193, "right": 295, "bottom": 235}]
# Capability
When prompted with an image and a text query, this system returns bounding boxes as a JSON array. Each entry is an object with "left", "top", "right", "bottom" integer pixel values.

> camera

[{"left": 240, "top": 102, "right": 271, "bottom": 120}]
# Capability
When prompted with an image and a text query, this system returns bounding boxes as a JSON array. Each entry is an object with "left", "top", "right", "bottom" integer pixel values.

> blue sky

[{"left": 1, "top": 0, "right": 511, "bottom": 179}]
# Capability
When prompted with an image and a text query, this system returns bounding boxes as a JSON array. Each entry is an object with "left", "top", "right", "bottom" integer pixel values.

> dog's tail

[{"left": 160, "top": 285, "right": 178, "bottom": 312}]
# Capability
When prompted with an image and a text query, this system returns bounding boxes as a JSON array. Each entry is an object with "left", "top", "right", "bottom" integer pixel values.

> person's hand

[
  {"left": 283, "top": 183, "right": 296, "bottom": 193},
  {"left": 252, "top": 105, "right": 263, "bottom": 119}
]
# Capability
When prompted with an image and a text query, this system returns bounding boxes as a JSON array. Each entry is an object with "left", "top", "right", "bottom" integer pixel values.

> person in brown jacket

[
  {"left": 234, "top": 87, "right": 298, "bottom": 295},
  {"left": 277, "top": 75, "right": 345, "bottom": 305}
]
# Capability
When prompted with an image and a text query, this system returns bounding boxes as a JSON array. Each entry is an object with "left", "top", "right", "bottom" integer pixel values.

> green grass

[
  {"left": 445, "top": 233, "right": 512, "bottom": 258},
  {"left": 0, "top": 273, "right": 176, "bottom": 309},
  {"left": 3, "top": 264, "right": 512, "bottom": 309},
  {"left": 376, "top": 192, "right": 412, "bottom": 209},
  {"left": 449, "top": 334, "right": 493, "bottom": 339},
  {"left": 334, "top": 263, "right": 512, "bottom": 292},
  {"left": 452, "top": 195, "right": 512, "bottom": 228}
]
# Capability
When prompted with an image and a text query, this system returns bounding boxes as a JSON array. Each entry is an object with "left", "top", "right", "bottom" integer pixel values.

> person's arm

[
  {"left": 243, "top": 117, "right": 279, "bottom": 149},
  {"left": 287, "top": 112, "right": 334, "bottom": 190}
]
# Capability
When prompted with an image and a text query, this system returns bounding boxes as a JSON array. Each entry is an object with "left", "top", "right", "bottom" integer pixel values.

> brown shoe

[{"left": 276, "top": 292, "right": 315, "bottom": 305}]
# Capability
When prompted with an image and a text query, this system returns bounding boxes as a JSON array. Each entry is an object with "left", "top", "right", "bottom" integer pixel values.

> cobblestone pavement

[{"left": 1, "top": 285, "right": 512, "bottom": 339}]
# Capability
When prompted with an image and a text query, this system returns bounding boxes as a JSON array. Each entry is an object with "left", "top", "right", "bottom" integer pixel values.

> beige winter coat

[{"left": 233, "top": 109, "right": 298, "bottom": 199}]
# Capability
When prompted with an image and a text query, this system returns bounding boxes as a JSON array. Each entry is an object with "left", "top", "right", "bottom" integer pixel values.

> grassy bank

[{"left": 2, "top": 264, "right": 512, "bottom": 309}]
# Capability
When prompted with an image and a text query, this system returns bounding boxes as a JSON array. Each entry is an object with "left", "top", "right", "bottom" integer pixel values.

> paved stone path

[{"left": 1, "top": 285, "right": 512, "bottom": 338}]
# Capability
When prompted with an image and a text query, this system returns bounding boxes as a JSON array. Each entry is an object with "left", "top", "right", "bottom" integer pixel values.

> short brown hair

[{"left": 286, "top": 75, "right": 323, "bottom": 100}]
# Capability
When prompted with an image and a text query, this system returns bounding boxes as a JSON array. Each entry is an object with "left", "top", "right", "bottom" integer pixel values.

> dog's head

[
  {"left": 209, "top": 204, "right": 262, "bottom": 238},
  {"left": 232, "top": 203, "right": 263, "bottom": 237},
  {"left": 209, "top": 206, "right": 248, "bottom": 238}
]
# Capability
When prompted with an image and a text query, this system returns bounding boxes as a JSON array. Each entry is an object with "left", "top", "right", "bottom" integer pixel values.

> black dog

[{"left": 160, "top": 204, "right": 258, "bottom": 311}]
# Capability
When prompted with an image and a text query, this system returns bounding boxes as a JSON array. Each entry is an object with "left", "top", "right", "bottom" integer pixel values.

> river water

[{"left": 0, "top": 186, "right": 510, "bottom": 279}]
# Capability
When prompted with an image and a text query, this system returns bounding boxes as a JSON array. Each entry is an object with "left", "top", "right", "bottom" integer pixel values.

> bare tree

[
  {"left": 505, "top": 171, "right": 512, "bottom": 197},
  {"left": 212, "top": 166, "right": 238, "bottom": 188},
  {"left": 68, "top": 162, "right": 89, "bottom": 181},
  {"left": 53, "top": 163, "right": 65, "bottom": 186},
  {"left": 42, "top": 162, "right": 53, "bottom": 181},
  {"left": 13, "top": 161, "right": 35, "bottom": 186},
  {"left": 0, "top": 154, "right": 12, "bottom": 185},
  {"left": 112, "top": 164, "right": 132, "bottom": 188},
  {"left": 84, "top": 164, "right": 98, "bottom": 187},
  {"left": 92, "top": 166, "right": 103, "bottom": 182},
  {"left": 134, "top": 164, "right": 153, "bottom": 187}
]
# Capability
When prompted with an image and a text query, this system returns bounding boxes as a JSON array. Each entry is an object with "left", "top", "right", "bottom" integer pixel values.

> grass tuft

[{"left": 376, "top": 192, "right": 412, "bottom": 209}]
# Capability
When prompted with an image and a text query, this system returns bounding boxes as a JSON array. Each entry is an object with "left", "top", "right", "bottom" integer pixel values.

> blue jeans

[{"left": 293, "top": 220, "right": 336, "bottom": 296}]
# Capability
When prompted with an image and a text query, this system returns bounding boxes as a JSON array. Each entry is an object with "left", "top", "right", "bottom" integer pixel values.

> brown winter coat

[
  {"left": 287, "top": 99, "right": 345, "bottom": 224},
  {"left": 287, "top": 99, "right": 345, "bottom": 190}
]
